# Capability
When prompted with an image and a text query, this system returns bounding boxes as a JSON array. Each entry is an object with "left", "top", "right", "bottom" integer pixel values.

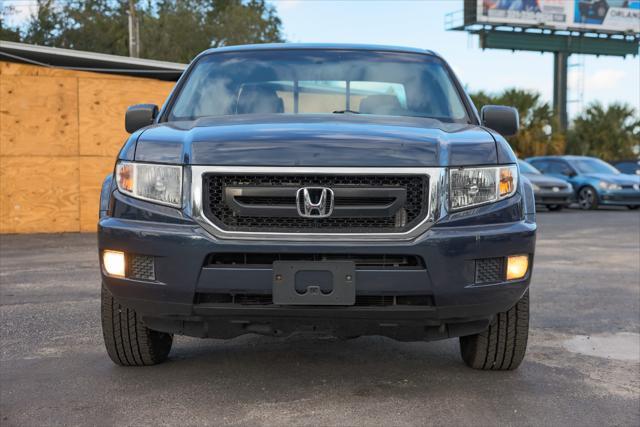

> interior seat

[{"left": 236, "top": 85, "right": 284, "bottom": 114}]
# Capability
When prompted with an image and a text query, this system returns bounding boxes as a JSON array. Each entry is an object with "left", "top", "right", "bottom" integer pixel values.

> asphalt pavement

[{"left": 1, "top": 207, "right": 639, "bottom": 426}]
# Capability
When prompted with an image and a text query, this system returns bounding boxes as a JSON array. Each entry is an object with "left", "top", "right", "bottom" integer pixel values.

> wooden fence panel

[
  {"left": 1, "top": 76, "right": 79, "bottom": 156},
  {"left": 79, "top": 78, "right": 173, "bottom": 156},
  {"left": 1, "top": 157, "right": 79, "bottom": 233},
  {"left": 0, "top": 61, "right": 177, "bottom": 233}
]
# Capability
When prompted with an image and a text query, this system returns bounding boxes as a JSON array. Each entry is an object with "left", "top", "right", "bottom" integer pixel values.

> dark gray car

[{"left": 518, "top": 160, "right": 573, "bottom": 211}]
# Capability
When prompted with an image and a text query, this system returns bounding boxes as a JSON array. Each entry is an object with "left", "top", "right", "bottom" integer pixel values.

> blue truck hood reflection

[{"left": 134, "top": 114, "right": 498, "bottom": 167}]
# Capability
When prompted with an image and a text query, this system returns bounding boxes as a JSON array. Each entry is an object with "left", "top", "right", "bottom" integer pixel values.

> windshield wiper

[{"left": 332, "top": 109, "right": 361, "bottom": 114}]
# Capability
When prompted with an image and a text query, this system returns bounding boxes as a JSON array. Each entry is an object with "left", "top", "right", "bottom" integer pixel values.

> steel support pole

[
  {"left": 553, "top": 51, "right": 569, "bottom": 132},
  {"left": 128, "top": 0, "right": 140, "bottom": 58}
]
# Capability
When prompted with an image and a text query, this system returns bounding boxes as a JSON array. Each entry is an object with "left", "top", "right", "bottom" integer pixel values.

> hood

[
  {"left": 132, "top": 114, "right": 499, "bottom": 167},
  {"left": 581, "top": 173, "right": 640, "bottom": 185},
  {"left": 522, "top": 173, "right": 569, "bottom": 186}
]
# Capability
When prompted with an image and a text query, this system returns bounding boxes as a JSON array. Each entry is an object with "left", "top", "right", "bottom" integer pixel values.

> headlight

[
  {"left": 450, "top": 165, "right": 518, "bottom": 211},
  {"left": 598, "top": 181, "right": 621, "bottom": 191},
  {"left": 115, "top": 161, "right": 183, "bottom": 207},
  {"left": 531, "top": 183, "right": 540, "bottom": 192}
]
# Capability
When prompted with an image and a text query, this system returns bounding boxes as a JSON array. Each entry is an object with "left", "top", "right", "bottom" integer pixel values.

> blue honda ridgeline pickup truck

[{"left": 99, "top": 44, "right": 536, "bottom": 370}]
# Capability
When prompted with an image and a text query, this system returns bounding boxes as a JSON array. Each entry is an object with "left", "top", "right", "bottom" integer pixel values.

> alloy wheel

[{"left": 578, "top": 187, "right": 596, "bottom": 210}]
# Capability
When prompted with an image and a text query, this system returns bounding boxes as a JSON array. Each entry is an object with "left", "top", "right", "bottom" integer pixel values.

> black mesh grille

[
  {"left": 196, "top": 293, "right": 272, "bottom": 305},
  {"left": 128, "top": 255, "right": 155, "bottom": 281},
  {"left": 475, "top": 257, "right": 506, "bottom": 284},
  {"left": 354, "top": 295, "right": 394, "bottom": 306},
  {"left": 203, "top": 174, "right": 428, "bottom": 233}
]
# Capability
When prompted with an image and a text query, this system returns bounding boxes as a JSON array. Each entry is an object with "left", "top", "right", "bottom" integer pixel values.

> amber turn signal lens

[
  {"left": 103, "top": 250, "right": 125, "bottom": 277},
  {"left": 507, "top": 255, "right": 529, "bottom": 281},
  {"left": 116, "top": 163, "right": 134, "bottom": 193},
  {"left": 499, "top": 167, "right": 515, "bottom": 197}
]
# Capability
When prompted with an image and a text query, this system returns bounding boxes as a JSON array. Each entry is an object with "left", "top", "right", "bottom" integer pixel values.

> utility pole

[
  {"left": 128, "top": 0, "right": 140, "bottom": 58},
  {"left": 553, "top": 51, "right": 569, "bottom": 132}
]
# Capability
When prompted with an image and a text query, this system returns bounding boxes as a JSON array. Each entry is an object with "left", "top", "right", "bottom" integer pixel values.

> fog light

[
  {"left": 507, "top": 255, "right": 529, "bottom": 281},
  {"left": 103, "top": 250, "right": 125, "bottom": 277}
]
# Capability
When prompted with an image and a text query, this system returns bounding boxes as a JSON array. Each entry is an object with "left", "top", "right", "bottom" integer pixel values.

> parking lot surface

[{"left": 1, "top": 208, "right": 639, "bottom": 426}]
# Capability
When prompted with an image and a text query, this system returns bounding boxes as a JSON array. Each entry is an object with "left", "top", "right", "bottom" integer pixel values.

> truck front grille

[{"left": 202, "top": 174, "right": 428, "bottom": 233}]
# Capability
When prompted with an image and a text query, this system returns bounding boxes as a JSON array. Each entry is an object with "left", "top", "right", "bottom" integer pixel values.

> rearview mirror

[
  {"left": 125, "top": 104, "right": 159, "bottom": 133},
  {"left": 481, "top": 105, "right": 519, "bottom": 137}
]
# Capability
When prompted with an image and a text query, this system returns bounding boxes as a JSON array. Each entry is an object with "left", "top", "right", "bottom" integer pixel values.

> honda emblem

[{"left": 296, "top": 187, "right": 334, "bottom": 218}]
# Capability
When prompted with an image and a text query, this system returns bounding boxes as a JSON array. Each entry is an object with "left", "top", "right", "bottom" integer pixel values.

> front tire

[
  {"left": 459, "top": 290, "right": 529, "bottom": 370},
  {"left": 578, "top": 186, "right": 599, "bottom": 210},
  {"left": 101, "top": 284, "right": 173, "bottom": 366},
  {"left": 628, "top": 205, "right": 639, "bottom": 210}
]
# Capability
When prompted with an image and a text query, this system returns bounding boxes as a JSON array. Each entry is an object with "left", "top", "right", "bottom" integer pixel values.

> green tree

[
  {"left": 13, "top": 0, "right": 65, "bottom": 46},
  {"left": 469, "top": 90, "right": 494, "bottom": 114},
  {"left": 1, "top": 4, "right": 23, "bottom": 42},
  {"left": 57, "top": 1, "right": 130, "bottom": 56},
  {"left": 140, "top": 0, "right": 283, "bottom": 62},
  {"left": 7, "top": 0, "right": 129, "bottom": 53},
  {"left": 3, "top": 0, "right": 283, "bottom": 63},
  {"left": 471, "top": 88, "right": 565, "bottom": 158},
  {"left": 567, "top": 102, "right": 640, "bottom": 161}
]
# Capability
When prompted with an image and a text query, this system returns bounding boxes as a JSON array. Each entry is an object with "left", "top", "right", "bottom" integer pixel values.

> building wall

[{"left": 0, "top": 61, "right": 174, "bottom": 233}]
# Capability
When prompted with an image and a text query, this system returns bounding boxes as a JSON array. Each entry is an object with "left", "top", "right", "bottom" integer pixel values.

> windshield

[
  {"left": 572, "top": 158, "right": 620, "bottom": 175},
  {"left": 518, "top": 160, "right": 540, "bottom": 174},
  {"left": 614, "top": 161, "right": 640, "bottom": 175},
  {"left": 167, "top": 49, "right": 470, "bottom": 122}
]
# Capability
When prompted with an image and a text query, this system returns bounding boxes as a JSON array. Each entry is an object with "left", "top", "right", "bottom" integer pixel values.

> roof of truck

[{"left": 201, "top": 43, "right": 439, "bottom": 57}]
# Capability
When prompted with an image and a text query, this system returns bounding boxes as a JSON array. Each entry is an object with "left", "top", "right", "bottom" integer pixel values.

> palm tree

[
  {"left": 567, "top": 102, "right": 640, "bottom": 161},
  {"left": 471, "top": 88, "right": 565, "bottom": 158}
]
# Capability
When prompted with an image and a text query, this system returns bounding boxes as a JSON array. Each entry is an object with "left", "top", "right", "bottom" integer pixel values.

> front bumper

[
  {"left": 598, "top": 188, "right": 640, "bottom": 206},
  {"left": 533, "top": 188, "right": 573, "bottom": 206},
  {"left": 99, "top": 192, "right": 536, "bottom": 341}
]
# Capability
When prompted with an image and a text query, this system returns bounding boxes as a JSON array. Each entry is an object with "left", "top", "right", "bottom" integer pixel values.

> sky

[
  {"left": 270, "top": 0, "right": 639, "bottom": 119},
  {"left": 3, "top": 0, "right": 638, "bottom": 118}
]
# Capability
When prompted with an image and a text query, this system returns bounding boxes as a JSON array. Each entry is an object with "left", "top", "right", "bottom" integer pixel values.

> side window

[
  {"left": 559, "top": 162, "right": 575, "bottom": 176},
  {"left": 531, "top": 160, "right": 549, "bottom": 173},
  {"left": 549, "top": 161, "right": 574, "bottom": 176},
  {"left": 615, "top": 162, "right": 636, "bottom": 174}
]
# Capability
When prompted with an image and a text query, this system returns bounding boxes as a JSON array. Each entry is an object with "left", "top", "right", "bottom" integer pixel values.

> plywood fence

[{"left": 0, "top": 61, "right": 175, "bottom": 233}]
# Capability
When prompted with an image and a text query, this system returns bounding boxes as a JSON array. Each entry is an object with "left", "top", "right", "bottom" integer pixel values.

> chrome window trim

[{"left": 190, "top": 166, "right": 446, "bottom": 242}]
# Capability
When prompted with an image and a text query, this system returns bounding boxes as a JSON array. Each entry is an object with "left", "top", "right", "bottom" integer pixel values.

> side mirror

[
  {"left": 125, "top": 104, "right": 159, "bottom": 133},
  {"left": 481, "top": 105, "right": 519, "bottom": 137}
]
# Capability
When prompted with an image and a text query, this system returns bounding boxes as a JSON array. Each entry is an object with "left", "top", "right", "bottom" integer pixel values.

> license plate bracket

[{"left": 272, "top": 261, "right": 356, "bottom": 305}]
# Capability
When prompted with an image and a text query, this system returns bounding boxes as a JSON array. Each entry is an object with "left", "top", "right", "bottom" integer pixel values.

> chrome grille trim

[{"left": 190, "top": 166, "right": 446, "bottom": 241}]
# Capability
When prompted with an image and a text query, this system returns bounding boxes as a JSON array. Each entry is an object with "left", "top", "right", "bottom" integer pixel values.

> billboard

[
  {"left": 476, "top": 0, "right": 640, "bottom": 33},
  {"left": 573, "top": 0, "right": 640, "bottom": 32}
]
